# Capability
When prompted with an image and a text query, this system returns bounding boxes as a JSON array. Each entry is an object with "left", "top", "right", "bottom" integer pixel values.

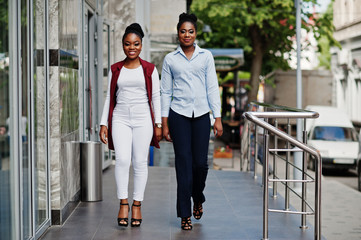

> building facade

[
  {"left": 0, "top": 0, "right": 185, "bottom": 239},
  {"left": 332, "top": 0, "right": 361, "bottom": 127}
]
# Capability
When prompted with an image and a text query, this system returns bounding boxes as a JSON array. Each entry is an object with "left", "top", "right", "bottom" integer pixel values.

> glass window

[
  {"left": 102, "top": 23, "right": 111, "bottom": 168},
  {"left": 20, "top": 0, "right": 32, "bottom": 237},
  {"left": 34, "top": 0, "right": 48, "bottom": 230},
  {"left": 0, "top": 0, "right": 11, "bottom": 238},
  {"left": 312, "top": 126, "right": 358, "bottom": 142}
]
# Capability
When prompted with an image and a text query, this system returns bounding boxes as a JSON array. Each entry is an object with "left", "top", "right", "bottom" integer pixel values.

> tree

[
  {"left": 191, "top": 0, "right": 339, "bottom": 102},
  {"left": 317, "top": 1, "right": 337, "bottom": 69},
  {"left": 0, "top": 0, "right": 9, "bottom": 53}
]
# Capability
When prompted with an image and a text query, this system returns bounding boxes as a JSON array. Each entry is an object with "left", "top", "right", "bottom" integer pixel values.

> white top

[{"left": 100, "top": 65, "right": 161, "bottom": 126}]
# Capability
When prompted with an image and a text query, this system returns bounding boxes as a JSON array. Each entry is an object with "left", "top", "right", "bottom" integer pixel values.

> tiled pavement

[
  {"left": 39, "top": 164, "right": 321, "bottom": 240},
  {"left": 214, "top": 149, "right": 361, "bottom": 240}
]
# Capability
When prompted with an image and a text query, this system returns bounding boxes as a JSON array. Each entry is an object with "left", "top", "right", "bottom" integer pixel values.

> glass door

[
  {"left": 101, "top": 22, "right": 111, "bottom": 169},
  {"left": 0, "top": 0, "right": 50, "bottom": 239},
  {"left": 22, "top": 0, "right": 51, "bottom": 238},
  {"left": 84, "top": 7, "right": 98, "bottom": 141},
  {"left": 0, "top": 0, "right": 13, "bottom": 238},
  {"left": 32, "top": 0, "right": 50, "bottom": 237},
  {"left": 20, "top": 0, "right": 32, "bottom": 238}
]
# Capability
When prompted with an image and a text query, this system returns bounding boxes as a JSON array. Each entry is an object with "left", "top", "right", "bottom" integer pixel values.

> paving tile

[{"left": 39, "top": 165, "right": 320, "bottom": 240}]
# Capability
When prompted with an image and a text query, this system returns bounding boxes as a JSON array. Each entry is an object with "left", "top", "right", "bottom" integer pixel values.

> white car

[{"left": 306, "top": 105, "right": 360, "bottom": 171}]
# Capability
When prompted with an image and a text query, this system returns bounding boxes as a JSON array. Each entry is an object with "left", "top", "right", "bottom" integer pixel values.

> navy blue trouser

[{"left": 168, "top": 109, "right": 211, "bottom": 218}]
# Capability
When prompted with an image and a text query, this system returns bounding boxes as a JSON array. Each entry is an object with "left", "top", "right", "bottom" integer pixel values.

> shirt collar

[{"left": 175, "top": 43, "right": 204, "bottom": 60}]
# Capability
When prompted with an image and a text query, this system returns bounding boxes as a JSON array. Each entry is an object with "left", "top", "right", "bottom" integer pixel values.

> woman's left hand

[
  {"left": 213, "top": 117, "right": 223, "bottom": 137},
  {"left": 155, "top": 127, "right": 163, "bottom": 142}
]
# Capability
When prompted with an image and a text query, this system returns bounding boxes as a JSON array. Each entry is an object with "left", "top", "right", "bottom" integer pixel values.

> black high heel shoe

[
  {"left": 131, "top": 203, "right": 142, "bottom": 227},
  {"left": 193, "top": 203, "right": 203, "bottom": 220},
  {"left": 117, "top": 202, "right": 129, "bottom": 227},
  {"left": 181, "top": 217, "right": 193, "bottom": 230}
]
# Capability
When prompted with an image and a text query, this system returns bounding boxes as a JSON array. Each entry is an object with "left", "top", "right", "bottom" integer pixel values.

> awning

[{"left": 207, "top": 48, "right": 244, "bottom": 71}]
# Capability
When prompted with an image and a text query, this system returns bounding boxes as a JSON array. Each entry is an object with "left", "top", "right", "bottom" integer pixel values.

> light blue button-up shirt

[{"left": 161, "top": 44, "right": 221, "bottom": 118}]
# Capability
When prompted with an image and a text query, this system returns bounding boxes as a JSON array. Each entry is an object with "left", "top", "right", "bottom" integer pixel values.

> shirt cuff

[
  {"left": 161, "top": 110, "right": 169, "bottom": 117},
  {"left": 100, "top": 122, "right": 108, "bottom": 128},
  {"left": 212, "top": 112, "right": 221, "bottom": 118}
]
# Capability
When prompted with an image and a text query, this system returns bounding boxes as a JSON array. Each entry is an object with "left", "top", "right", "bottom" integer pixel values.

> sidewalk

[
  {"left": 214, "top": 141, "right": 361, "bottom": 240},
  {"left": 39, "top": 141, "right": 320, "bottom": 240}
]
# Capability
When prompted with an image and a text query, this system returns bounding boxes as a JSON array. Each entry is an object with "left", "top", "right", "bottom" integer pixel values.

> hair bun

[
  {"left": 125, "top": 23, "right": 144, "bottom": 38},
  {"left": 179, "top": 12, "right": 197, "bottom": 23}
]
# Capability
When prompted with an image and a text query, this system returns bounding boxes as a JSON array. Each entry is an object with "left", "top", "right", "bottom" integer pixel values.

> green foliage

[
  {"left": 191, "top": 0, "right": 338, "bottom": 74},
  {"left": 238, "top": 71, "right": 250, "bottom": 79},
  {"left": 264, "top": 76, "right": 276, "bottom": 88},
  {"left": 217, "top": 71, "right": 251, "bottom": 85},
  {"left": 217, "top": 72, "right": 234, "bottom": 85},
  {"left": 316, "top": 0, "right": 340, "bottom": 69},
  {"left": 318, "top": 35, "right": 331, "bottom": 69},
  {"left": 0, "top": 0, "right": 9, "bottom": 52}
]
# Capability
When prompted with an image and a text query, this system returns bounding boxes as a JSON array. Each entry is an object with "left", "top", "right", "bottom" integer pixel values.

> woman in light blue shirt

[{"left": 161, "top": 12, "right": 223, "bottom": 230}]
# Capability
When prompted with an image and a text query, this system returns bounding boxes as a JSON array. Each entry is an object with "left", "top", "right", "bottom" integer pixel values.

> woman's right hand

[{"left": 99, "top": 125, "right": 108, "bottom": 144}]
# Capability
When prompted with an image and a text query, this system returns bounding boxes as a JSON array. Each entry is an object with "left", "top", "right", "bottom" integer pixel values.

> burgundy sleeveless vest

[{"left": 107, "top": 58, "right": 160, "bottom": 150}]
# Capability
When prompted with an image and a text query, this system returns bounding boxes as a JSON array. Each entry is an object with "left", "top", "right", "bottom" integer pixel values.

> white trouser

[{"left": 112, "top": 102, "right": 153, "bottom": 201}]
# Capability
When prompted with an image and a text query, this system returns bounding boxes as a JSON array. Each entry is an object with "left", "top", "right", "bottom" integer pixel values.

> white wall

[{"left": 332, "top": 0, "right": 361, "bottom": 126}]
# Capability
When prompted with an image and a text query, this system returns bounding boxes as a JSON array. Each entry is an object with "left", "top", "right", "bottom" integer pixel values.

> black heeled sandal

[
  {"left": 181, "top": 217, "right": 193, "bottom": 230},
  {"left": 117, "top": 202, "right": 129, "bottom": 227},
  {"left": 193, "top": 203, "right": 203, "bottom": 220},
  {"left": 131, "top": 203, "right": 142, "bottom": 227}
]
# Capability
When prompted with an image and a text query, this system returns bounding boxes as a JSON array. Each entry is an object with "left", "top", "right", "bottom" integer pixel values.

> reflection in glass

[
  {"left": 102, "top": 24, "right": 111, "bottom": 165},
  {"left": 0, "top": 1, "right": 11, "bottom": 238},
  {"left": 20, "top": 0, "right": 31, "bottom": 237},
  {"left": 60, "top": 68, "right": 79, "bottom": 135},
  {"left": 34, "top": 0, "right": 48, "bottom": 230}
]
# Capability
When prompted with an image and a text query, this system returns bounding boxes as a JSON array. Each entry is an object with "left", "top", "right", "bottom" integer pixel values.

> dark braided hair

[
  {"left": 122, "top": 23, "right": 144, "bottom": 42},
  {"left": 177, "top": 12, "right": 198, "bottom": 32}
]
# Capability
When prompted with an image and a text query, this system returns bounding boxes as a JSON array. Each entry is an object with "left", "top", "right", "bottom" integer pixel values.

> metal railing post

[
  {"left": 247, "top": 122, "right": 251, "bottom": 171},
  {"left": 273, "top": 119, "right": 278, "bottom": 198},
  {"left": 243, "top": 110, "right": 321, "bottom": 240},
  {"left": 240, "top": 122, "right": 245, "bottom": 171},
  {"left": 301, "top": 119, "right": 308, "bottom": 229},
  {"left": 285, "top": 119, "right": 291, "bottom": 210},
  {"left": 254, "top": 125, "right": 258, "bottom": 179},
  {"left": 315, "top": 156, "right": 322, "bottom": 240},
  {"left": 263, "top": 134, "right": 270, "bottom": 240}
]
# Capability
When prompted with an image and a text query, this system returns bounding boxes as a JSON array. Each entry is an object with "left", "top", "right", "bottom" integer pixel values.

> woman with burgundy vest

[{"left": 99, "top": 23, "right": 162, "bottom": 227}]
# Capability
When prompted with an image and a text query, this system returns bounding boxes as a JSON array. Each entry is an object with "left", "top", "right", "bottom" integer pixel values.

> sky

[
  {"left": 317, "top": 0, "right": 332, "bottom": 12},
  {"left": 304, "top": 0, "right": 332, "bottom": 13}
]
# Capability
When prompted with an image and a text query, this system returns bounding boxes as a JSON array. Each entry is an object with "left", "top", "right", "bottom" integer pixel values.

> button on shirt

[{"left": 161, "top": 44, "right": 221, "bottom": 118}]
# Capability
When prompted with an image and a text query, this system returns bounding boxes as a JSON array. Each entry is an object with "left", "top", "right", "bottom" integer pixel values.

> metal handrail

[
  {"left": 250, "top": 101, "right": 316, "bottom": 113},
  {"left": 249, "top": 111, "right": 319, "bottom": 118},
  {"left": 243, "top": 111, "right": 322, "bottom": 240}
]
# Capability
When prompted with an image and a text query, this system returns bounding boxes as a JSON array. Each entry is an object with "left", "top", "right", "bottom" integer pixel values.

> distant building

[
  {"left": 331, "top": 0, "right": 361, "bottom": 127},
  {"left": 150, "top": 0, "right": 186, "bottom": 71}
]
